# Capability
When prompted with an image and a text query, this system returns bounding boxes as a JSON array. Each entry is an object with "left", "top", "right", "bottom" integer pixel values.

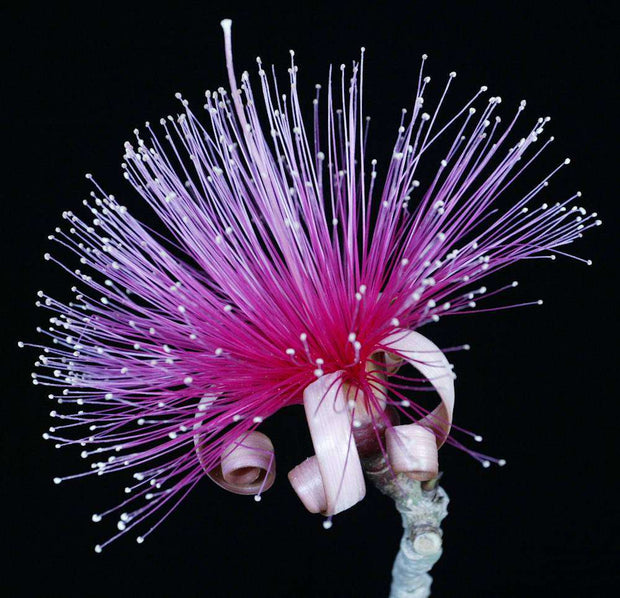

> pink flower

[{"left": 23, "top": 19, "right": 599, "bottom": 551}]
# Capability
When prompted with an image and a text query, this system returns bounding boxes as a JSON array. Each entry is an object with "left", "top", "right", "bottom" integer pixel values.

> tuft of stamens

[{"left": 26, "top": 19, "right": 597, "bottom": 549}]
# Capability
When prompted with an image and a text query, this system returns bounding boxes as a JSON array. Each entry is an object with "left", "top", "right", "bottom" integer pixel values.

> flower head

[{"left": 23, "top": 20, "right": 599, "bottom": 550}]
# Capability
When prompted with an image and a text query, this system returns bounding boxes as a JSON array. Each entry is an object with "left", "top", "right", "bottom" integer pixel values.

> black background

[{"left": 2, "top": 2, "right": 618, "bottom": 597}]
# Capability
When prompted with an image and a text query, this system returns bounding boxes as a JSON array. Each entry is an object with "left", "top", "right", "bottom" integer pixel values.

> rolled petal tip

[
  {"left": 386, "top": 424, "right": 439, "bottom": 481},
  {"left": 300, "top": 373, "right": 366, "bottom": 515},
  {"left": 206, "top": 431, "right": 276, "bottom": 496},
  {"left": 288, "top": 456, "right": 327, "bottom": 514}
]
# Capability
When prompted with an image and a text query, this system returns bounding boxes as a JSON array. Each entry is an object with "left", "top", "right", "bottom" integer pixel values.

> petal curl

[
  {"left": 382, "top": 329, "right": 455, "bottom": 479},
  {"left": 294, "top": 372, "right": 366, "bottom": 515}
]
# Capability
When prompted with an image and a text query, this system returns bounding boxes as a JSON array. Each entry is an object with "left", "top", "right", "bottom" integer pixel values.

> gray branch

[{"left": 363, "top": 455, "right": 449, "bottom": 598}]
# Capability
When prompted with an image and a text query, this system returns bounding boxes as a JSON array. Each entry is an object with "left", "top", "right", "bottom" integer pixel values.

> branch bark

[{"left": 362, "top": 455, "right": 449, "bottom": 598}]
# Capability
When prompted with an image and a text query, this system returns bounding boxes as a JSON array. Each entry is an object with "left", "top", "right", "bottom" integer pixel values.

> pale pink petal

[
  {"left": 288, "top": 456, "right": 327, "bottom": 514},
  {"left": 301, "top": 372, "right": 366, "bottom": 515},
  {"left": 383, "top": 330, "right": 455, "bottom": 446},
  {"left": 193, "top": 398, "right": 276, "bottom": 495},
  {"left": 207, "top": 431, "right": 276, "bottom": 496},
  {"left": 386, "top": 424, "right": 438, "bottom": 481}
]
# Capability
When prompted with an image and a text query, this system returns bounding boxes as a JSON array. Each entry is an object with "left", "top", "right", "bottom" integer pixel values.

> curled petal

[
  {"left": 386, "top": 424, "right": 438, "bottom": 481},
  {"left": 382, "top": 329, "right": 455, "bottom": 446},
  {"left": 288, "top": 456, "right": 327, "bottom": 514},
  {"left": 207, "top": 431, "right": 276, "bottom": 495},
  {"left": 300, "top": 372, "right": 366, "bottom": 515},
  {"left": 193, "top": 398, "right": 275, "bottom": 495}
]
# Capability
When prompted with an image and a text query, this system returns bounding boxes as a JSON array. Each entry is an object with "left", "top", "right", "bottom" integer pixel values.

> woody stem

[{"left": 362, "top": 455, "right": 449, "bottom": 598}]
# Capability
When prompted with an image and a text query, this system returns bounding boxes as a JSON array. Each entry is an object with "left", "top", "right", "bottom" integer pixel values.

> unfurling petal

[
  {"left": 296, "top": 372, "right": 366, "bottom": 515},
  {"left": 199, "top": 431, "right": 276, "bottom": 496}
]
